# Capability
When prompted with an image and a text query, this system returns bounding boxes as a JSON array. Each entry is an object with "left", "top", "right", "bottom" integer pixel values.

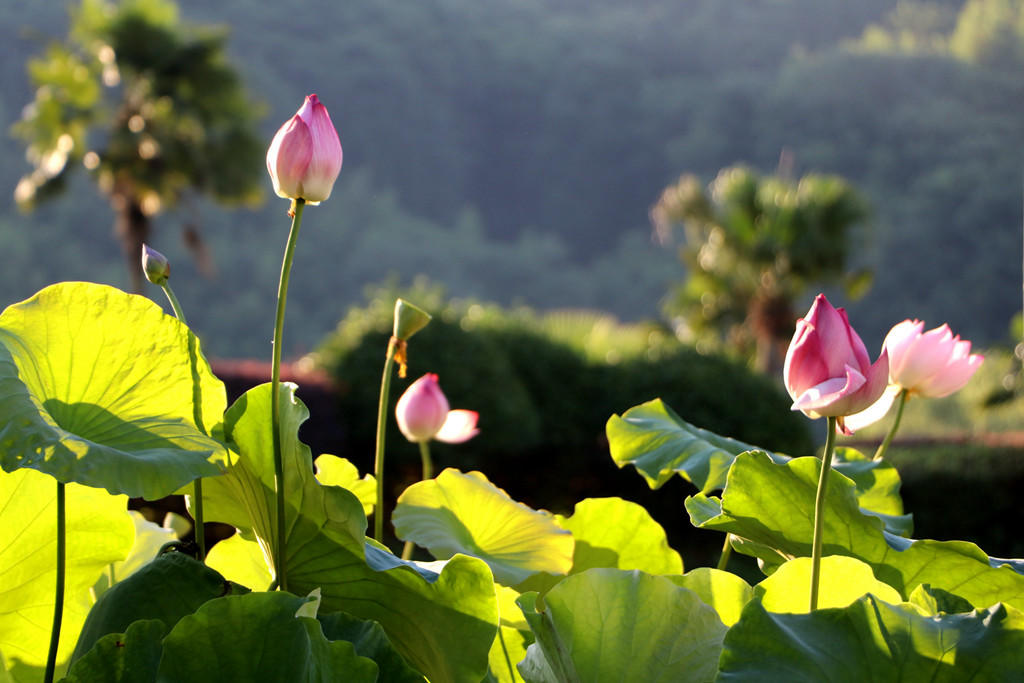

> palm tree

[
  {"left": 13, "top": 0, "right": 264, "bottom": 292},
  {"left": 651, "top": 164, "right": 871, "bottom": 373}
]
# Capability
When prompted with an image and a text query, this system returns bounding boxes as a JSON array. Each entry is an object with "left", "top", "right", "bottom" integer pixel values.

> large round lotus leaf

[
  {"left": 0, "top": 282, "right": 229, "bottom": 499},
  {"left": 393, "top": 468, "right": 574, "bottom": 586}
]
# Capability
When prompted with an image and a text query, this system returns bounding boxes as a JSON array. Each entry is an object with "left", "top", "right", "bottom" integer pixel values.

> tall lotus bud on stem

[
  {"left": 266, "top": 94, "right": 343, "bottom": 210},
  {"left": 141, "top": 244, "right": 170, "bottom": 286},
  {"left": 783, "top": 294, "right": 888, "bottom": 610},
  {"left": 390, "top": 299, "right": 432, "bottom": 378}
]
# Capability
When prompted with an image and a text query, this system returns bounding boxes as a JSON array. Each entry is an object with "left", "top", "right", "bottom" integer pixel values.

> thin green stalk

[
  {"left": 401, "top": 440, "right": 434, "bottom": 560},
  {"left": 373, "top": 339, "right": 399, "bottom": 543},
  {"left": 271, "top": 198, "right": 306, "bottom": 591},
  {"left": 809, "top": 416, "right": 838, "bottom": 611},
  {"left": 873, "top": 389, "right": 909, "bottom": 461},
  {"left": 44, "top": 481, "right": 65, "bottom": 683},
  {"left": 716, "top": 533, "right": 733, "bottom": 571},
  {"left": 161, "top": 283, "right": 206, "bottom": 561},
  {"left": 497, "top": 627, "right": 516, "bottom": 682}
]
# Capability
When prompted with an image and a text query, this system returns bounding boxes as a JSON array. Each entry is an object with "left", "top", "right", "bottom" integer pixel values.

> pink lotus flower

[
  {"left": 784, "top": 294, "right": 889, "bottom": 434},
  {"left": 266, "top": 94, "right": 343, "bottom": 204},
  {"left": 884, "top": 320, "right": 983, "bottom": 397},
  {"left": 395, "top": 374, "right": 479, "bottom": 444}
]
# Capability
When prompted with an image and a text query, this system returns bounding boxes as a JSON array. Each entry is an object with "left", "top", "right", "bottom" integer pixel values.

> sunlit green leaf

[
  {"left": 0, "top": 282, "right": 228, "bottom": 498},
  {"left": 517, "top": 569, "right": 727, "bottom": 682},
  {"left": 515, "top": 497, "right": 682, "bottom": 595},
  {"left": 158, "top": 592, "right": 378, "bottom": 682},
  {"left": 201, "top": 383, "right": 499, "bottom": 683},
  {"left": 92, "top": 511, "right": 179, "bottom": 599},
  {"left": 666, "top": 568, "right": 753, "bottom": 627},
  {"left": 756, "top": 556, "right": 902, "bottom": 613},
  {"left": 314, "top": 454, "right": 376, "bottom": 516},
  {"left": 487, "top": 585, "right": 532, "bottom": 683},
  {"left": 393, "top": 468, "right": 574, "bottom": 585},
  {"left": 687, "top": 452, "right": 1024, "bottom": 608},
  {"left": 204, "top": 530, "right": 272, "bottom": 592},
  {"left": 0, "top": 468, "right": 134, "bottom": 670},
  {"left": 718, "top": 596, "right": 1024, "bottom": 681},
  {"left": 606, "top": 399, "right": 776, "bottom": 492}
]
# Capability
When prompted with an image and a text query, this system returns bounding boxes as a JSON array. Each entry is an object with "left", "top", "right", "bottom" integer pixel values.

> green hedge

[{"left": 311, "top": 286, "right": 813, "bottom": 517}]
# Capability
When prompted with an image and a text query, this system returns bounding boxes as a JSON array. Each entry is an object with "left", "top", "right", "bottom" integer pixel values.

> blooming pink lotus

[
  {"left": 395, "top": 374, "right": 479, "bottom": 444},
  {"left": 266, "top": 94, "right": 343, "bottom": 204},
  {"left": 784, "top": 294, "right": 889, "bottom": 434},
  {"left": 884, "top": 320, "right": 983, "bottom": 397}
]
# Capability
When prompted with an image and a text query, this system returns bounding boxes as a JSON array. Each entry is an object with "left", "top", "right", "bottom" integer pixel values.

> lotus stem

[
  {"left": 373, "top": 338, "right": 399, "bottom": 543},
  {"left": 44, "top": 481, "right": 65, "bottom": 683},
  {"left": 271, "top": 198, "right": 306, "bottom": 591},
  {"left": 400, "top": 440, "right": 434, "bottom": 560},
  {"left": 160, "top": 283, "right": 206, "bottom": 561},
  {"left": 717, "top": 533, "right": 733, "bottom": 571},
  {"left": 809, "top": 416, "right": 838, "bottom": 611},
  {"left": 873, "top": 389, "right": 909, "bottom": 461}
]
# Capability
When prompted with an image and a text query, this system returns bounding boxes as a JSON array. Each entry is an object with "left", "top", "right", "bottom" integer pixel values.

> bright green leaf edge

[{"left": 0, "top": 282, "right": 228, "bottom": 499}]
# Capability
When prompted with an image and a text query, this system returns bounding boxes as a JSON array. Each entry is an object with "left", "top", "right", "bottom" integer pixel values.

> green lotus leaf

[
  {"left": 62, "top": 619, "right": 165, "bottom": 683},
  {"left": 158, "top": 592, "right": 378, "bottom": 682},
  {"left": 204, "top": 530, "right": 273, "bottom": 592},
  {"left": 0, "top": 467, "right": 134, "bottom": 671},
  {"left": 0, "top": 282, "right": 229, "bottom": 498},
  {"left": 831, "top": 447, "right": 912, "bottom": 536},
  {"left": 487, "top": 585, "right": 532, "bottom": 683},
  {"left": 665, "top": 568, "right": 753, "bottom": 627},
  {"left": 515, "top": 496, "right": 682, "bottom": 595},
  {"left": 318, "top": 610, "right": 424, "bottom": 682},
  {"left": 718, "top": 595, "right": 1024, "bottom": 681},
  {"left": 92, "top": 511, "right": 179, "bottom": 599},
  {"left": 314, "top": 454, "right": 376, "bottom": 516},
  {"left": 606, "top": 398, "right": 777, "bottom": 492},
  {"left": 200, "top": 383, "right": 499, "bottom": 683},
  {"left": 755, "top": 556, "right": 902, "bottom": 613},
  {"left": 687, "top": 452, "right": 1024, "bottom": 608},
  {"left": 393, "top": 468, "right": 574, "bottom": 585},
  {"left": 517, "top": 569, "right": 727, "bottom": 683},
  {"left": 72, "top": 550, "right": 239, "bottom": 663}
]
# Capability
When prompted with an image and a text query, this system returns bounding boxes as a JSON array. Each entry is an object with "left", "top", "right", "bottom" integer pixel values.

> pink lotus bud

[
  {"left": 266, "top": 94, "right": 343, "bottom": 204},
  {"left": 883, "top": 320, "right": 983, "bottom": 398},
  {"left": 784, "top": 294, "right": 889, "bottom": 434},
  {"left": 395, "top": 374, "right": 479, "bottom": 444},
  {"left": 141, "top": 244, "right": 169, "bottom": 286}
]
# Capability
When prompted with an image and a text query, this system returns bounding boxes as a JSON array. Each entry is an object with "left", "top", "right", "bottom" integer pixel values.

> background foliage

[{"left": 0, "top": 0, "right": 1020, "bottom": 361}]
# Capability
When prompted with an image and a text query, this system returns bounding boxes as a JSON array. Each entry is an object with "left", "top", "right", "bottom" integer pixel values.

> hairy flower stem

[
  {"left": 809, "top": 416, "right": 838, "bottom": 611},
  {"left": 400, "top": 441, "right": 434, "bottom": 560},
  {"left": 44, "top": 482, "right": 65, "bottom": 683},
  {"left": 271, "top": 198, "right": 306, "bottom": 591},
  {"left": 161, "top": 283, "right": 206, "bottom": 561},
  {"left": 873, "top": 389, "right": 909, "bottom": 461},
  {"left": 373, "top": 339, "right": 400, "bottom": 543}
]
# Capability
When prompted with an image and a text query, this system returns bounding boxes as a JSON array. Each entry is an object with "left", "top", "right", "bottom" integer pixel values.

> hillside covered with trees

[{"left": 0, "top": 0, "right": 1019, "bottom": 359}]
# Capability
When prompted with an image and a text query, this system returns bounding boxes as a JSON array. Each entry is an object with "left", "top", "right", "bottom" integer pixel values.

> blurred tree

[
  {"left": 651, "top": 165, "right": 870, "bottom": 374},
  {"left": 949, "top": 0, "right": 1024, "bottom": 67},
  {"left": 12, "top": 0, "right": 264, "bottom": 292}
]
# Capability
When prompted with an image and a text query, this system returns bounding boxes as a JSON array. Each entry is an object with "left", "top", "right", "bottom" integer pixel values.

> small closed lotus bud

[
  {"left": 395, "top": 373, "right": 450, "bottom": 443},
  {"left": 266, "top": 93, "right": 343, "bottom": 205},
  {"left": 141, "top": 244, "right": 170, "bottom": 286},
  {"left": 393, "top": 298, "right": 431, "bottom": 341}
]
